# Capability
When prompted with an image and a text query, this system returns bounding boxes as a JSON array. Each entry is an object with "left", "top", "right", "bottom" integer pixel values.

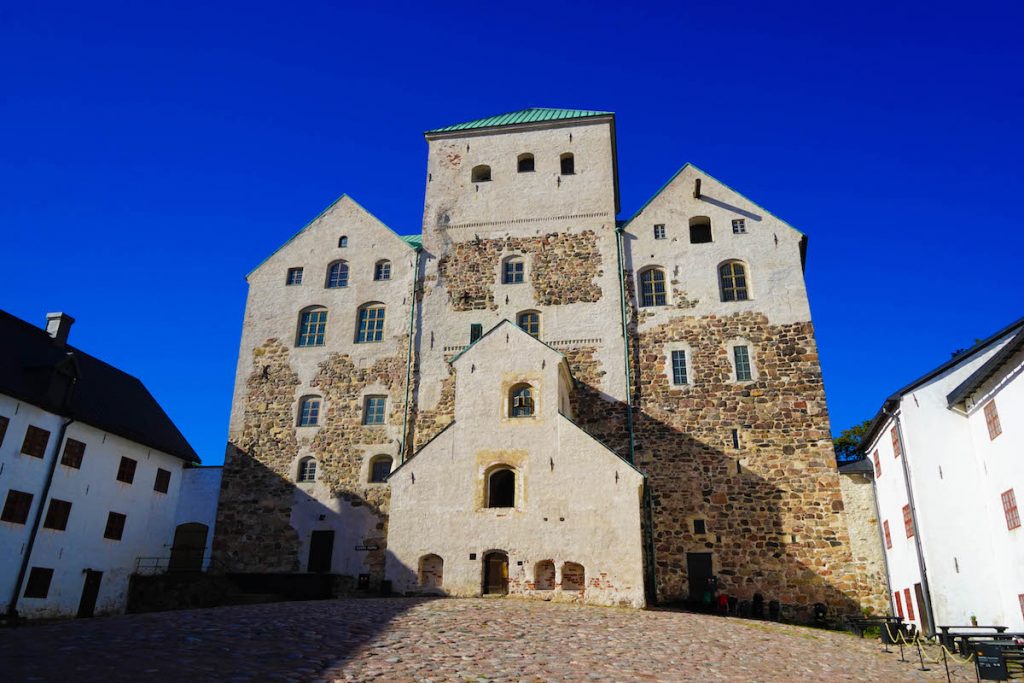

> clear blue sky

[{"left": 3, "top": 1, "right": 1021, "bottom": 464}]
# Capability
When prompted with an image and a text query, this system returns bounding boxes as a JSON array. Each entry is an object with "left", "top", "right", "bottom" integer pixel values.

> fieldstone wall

[
  {"left": 839, "top": 471, "right": 891, "bottom": 615},
  {"left": 410, "top": 369, "right": 456, "bottom": 452},
  {"left": 562, "top": 346, "right": 631, "bottom": 456}
]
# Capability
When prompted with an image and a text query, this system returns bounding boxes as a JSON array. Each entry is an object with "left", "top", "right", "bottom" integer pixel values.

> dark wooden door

[
  {"left": 914, "top": 583, "right": 931, "bottom": 635},
  {"left": 76, "top": 570, "right": 102, "bottom": 618},
  {"left": 483, "top": 552, "right": 508, "bottom": 595},
  {"left": 686, "top": 552, "right": 713, "bottom": 604},
  {"left": 169, "top": 523, "right": 209, "bottom": 572},
  {"left": 308, "top": 530, "right": 335, "bottom": 573}
]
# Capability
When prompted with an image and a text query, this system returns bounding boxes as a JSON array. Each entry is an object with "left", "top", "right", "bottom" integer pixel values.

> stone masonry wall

[{"left": 839, "top": 472, "right": 891, "bottom": 615}]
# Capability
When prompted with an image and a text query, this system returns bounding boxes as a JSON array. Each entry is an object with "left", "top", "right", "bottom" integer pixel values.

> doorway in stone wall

[
  {"left": 686, "top": 552, "right": 713, "bottom": 608},
  {"left": 483, "top": 551, "right": 509, "bottom": 595}
]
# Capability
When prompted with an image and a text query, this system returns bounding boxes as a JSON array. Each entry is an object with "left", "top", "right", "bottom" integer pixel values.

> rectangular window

[
  {"left": 116, "top": 457, "right": 137, "bottom": 484},
  {"left": 733, "top": 346, "right": 752, "bottom": 382},
  {"left": 21, "top": 425, "right": 50, "bottom": 458},
  {"left": 903, "top": 504, "right": 914, "bottom": 538},
  {"left": 1002, "top": 489, "right": 1020, "bottom": 530},
  {"left": 298, "top": 309, "right": 328, "bottom": 347},
  {"left": 470, "top": 324, "right": 483, "bottom": 343},
  {"left": 503, "top": 259, "right": 525, "bottom": 284},
  {"left": 671, "top": 350, "right": 688, "bottom": 385},
  {"left": 732, "top": 219, "right": 747, "bottom": 234},
  {"left": 883, "top": 520, "right": 892, "bottom": 549},
  {"left": 873, "top": 450, "right": 881, "bottom": 477},
  {"left": 891, "top": 427, "right": 901, "bottom": 458},
  {"left": 904, "top": 588, "right": 915, "bottom": 621},
  {"left": 61, "top": 438, "right": 86, "bottom": 469},
  {"left": 693, "top": 519, "right": 706, "bottom": 534},
  {"left": 984, "top": 400, "right": 1002, "bottom": 440},
  {"left": 103, "top": 511, "right": 127, "bottom": 540},
  {"left": 731, "top": 428, "right": 740, "bottom": 450},
  {"left": 894, "top": 591, "right": 904, "bottom": 619},
  {"left": 363, "top": 396, "right": 386, "bottom": 425},
  {"left": 356, "top": 306, "right": 385, "bottom": 343},
  {"left": 653, "top": 224, "right": 666, "bottom": 240},
  {"left": 286, "top": 267, "right": 303, "bottom": 285},
  {"left": 43, "top": 499, "right": 72, "bottom": 531},
  {"left": 1, "top": 489, "right": 34, "bottom": 524},
  {"left": 23, "top": 567, "right": 54, "bottom": 599},
  {"left": 0, "top": 415, "right": 8, "bottom": 447},
  {"left": 371, "top": 458, "right": 392, "bottom": 483},
  {"left": 299, "top": 398, "right": 321, "bottom": 427},
  {"left": 374, "top": 261, "right": 391, "bottom": 281},
  {"left": 154, "top": 468, "right": 171, "bottom": 494}
]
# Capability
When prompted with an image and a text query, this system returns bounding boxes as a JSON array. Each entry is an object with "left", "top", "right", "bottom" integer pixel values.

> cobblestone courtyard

[{"left": 2, "top": 598, "right": 973, "bottom": 682}]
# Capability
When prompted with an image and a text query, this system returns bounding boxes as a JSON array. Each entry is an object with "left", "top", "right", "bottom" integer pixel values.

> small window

[
  {"left": 733, "top": 345, "right": 753, "bottom": 382},
  {"left": 671, "top": 350, "right": 688, "bottom": 385},
  {"left": 0, "top": 415, "right": 9, "bottom": 447},
  {"left": 502, "top": 258, "right": 524, "bottom": 284},
  {"left": 883, "top": 520, "right": 892, "bottom": 549},
  {"left": 1, "top": 489, "right": 33, "bottom": 524},
  {"left": 338, "top": 236, "right": 348, "bottom": 248},
  {"left": 873, "top": 450, "right": 881, "bottom": 477},
  {"left": 21, "top": 425, "right": 50, "bottom": 458},
  {"left": 116, "top": 457, "right": 137, "bottom": 484},
  {"left": 732, "top": 219, "right": 747, "bottom": 234},
  {"left": 356, "top": 304, "right": 385, "bottom": 343},
  {"left": 654, "top": 224, "right": 666, "bottom": 240},
  {"left": 905, "top": 588, "right": 915, "bottom": 621},
  {"left": 487, "top": 468, "right": 515, "bottom": 508},
  {"left": 693, "top": 519, "right": 706, "bottom": 535},
  {"left": 298, "top": 457, "right": 317, "bottom": 483},
  {"left": 719, "top": 261, "right": 748, "bottom": 301},
  {"left": 61, "top": 438, "right": 85, "bottom": 468},
  {"left": 894, "top": 591, "right": 904, "bottom": 619},
  {"left": 517, "top": 311, "right": 540, "bottom": 338},
  {"left": 23, "top": 567, "right": 54, "bottom": 599},
  {"left": 363, "top": 396, "right": 387, "bottom": 425},
  {"left": 470, "top": 324, "right": 483, "bottom": 343},
  {"left": 559, "top": 153, "right": 574, "bottom": 175},
  {"left": 471, "top": 165, "right": 491, "bottom": 182},
  {"left": 326, "top": 261, "right": 349, "bottom": 288},
  {"left": 286, "top": 267, "right": 304, "bottom": 285},
  {"left": 891, "top": 427, "right": 902, "bottom": 458},
  {"left": 298, "top": 396, "right": 321, "bottom": 427},
  {"left": 510, "top": 384, "right": 534, "bottom": 418},
  {"left": 370, "top": 455, "right": 393, "bottom": 483},
  {"left": 1002, "top": 489, "right": 1020, "bottom": 530},
  {"left": 689, "top": 217, "right": 712, "bottom": 243},
  {"left": 903, "top": 504, "right": 913, "bottom": 538},
  {"left": 154, "top": 468, "right": 171, "bottom": 494},
  {"left": 104, "top": 511, "right": 127, "bottom": 540},
  {"left": 517, "top": 153, "right": 534, "bottom": 173},
  {"left": 639, "top": 268, "right": 667, "bottom": 307},
  {"left": 297, "top": 308, "right": 328, "bottom": 347},
  {"left": 731, "top": 428, "right": 740, "bottom": 449},
  {"left": 374, "top": 260, "right": 392, "bottom": 281},
  {"left": 43, "top": 499, "right": 72, "bottom": 531},
  {"left": 984, "top": 400, "right": 1002, "bottom": 440}
]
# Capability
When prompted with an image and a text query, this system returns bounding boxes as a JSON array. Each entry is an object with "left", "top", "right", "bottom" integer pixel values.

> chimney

[{"left": 45, "top": 312, "right": 75, "bottom": 347}]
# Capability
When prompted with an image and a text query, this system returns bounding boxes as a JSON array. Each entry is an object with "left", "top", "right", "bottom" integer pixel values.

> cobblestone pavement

[{"left": 2, "top": 598, "right": 975, "bottom": 682}]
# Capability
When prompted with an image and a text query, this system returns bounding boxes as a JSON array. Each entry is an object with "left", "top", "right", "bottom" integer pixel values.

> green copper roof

[
  {"left": 426, "top": 108, "right": 612, "bottom": 134},
  {"left": 401, "top": 234, "right": 422, "bottom": 249}
]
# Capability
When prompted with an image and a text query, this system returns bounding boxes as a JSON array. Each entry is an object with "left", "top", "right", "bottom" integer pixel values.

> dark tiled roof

[
  {"left": 946, "top": 327, "right": 1024, "bottom": 408},
  {"left": 838, "top": 458, "right": 873, "bottom": 475},
  {"left": 0, "top": 310, "right": 199, "bottom": 463}
]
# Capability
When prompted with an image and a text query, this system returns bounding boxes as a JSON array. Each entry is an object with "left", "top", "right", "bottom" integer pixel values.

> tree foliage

[{"left": 833, "top": 418, "right": 873, "bottom": 463}]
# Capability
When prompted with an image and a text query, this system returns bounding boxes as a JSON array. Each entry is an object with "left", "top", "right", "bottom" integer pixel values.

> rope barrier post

[
  {"left": 942, "top": 645, "right": 951, "bottom": 683},
  {"left": 916, "top": 638, "right": 929, "bottom": 671},
  {"left": 899, "top": 639, "right": 906, "bottom": 662}
]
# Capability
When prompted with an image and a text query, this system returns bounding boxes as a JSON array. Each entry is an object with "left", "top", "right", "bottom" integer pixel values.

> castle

[{"left": 213, "top": 108, "right": 881, "bottom": 616}]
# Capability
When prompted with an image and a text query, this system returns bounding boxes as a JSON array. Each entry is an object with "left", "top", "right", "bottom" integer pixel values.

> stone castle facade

[{"left": 213, "top": 108, "right": 879, "bottom": 617}]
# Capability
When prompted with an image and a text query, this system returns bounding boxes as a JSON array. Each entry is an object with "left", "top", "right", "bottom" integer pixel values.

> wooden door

[
  {"left": 76, "top": 570, "right": 102, "bottom": 618},
  {"left": 308, "top": 530, "right": 335, "bottom": 573},
  {"left": 169, "top": 523, "right": 208, "bottom": 572},
  {"left": 483, "top": 552, "right": 509, "bottom": 595}
]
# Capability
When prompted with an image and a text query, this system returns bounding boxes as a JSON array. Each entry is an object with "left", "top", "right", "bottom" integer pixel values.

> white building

[
  {"left": 863, "top": 316, "right": 1024, "bottom": 634},
  {"left": 0, "top": 310, "right": 202, "bottom": 619}
]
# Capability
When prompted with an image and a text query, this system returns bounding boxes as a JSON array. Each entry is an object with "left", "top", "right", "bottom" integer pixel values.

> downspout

[
  {"left": 616, "top": 226, "right": 657, "bottom": 603},
  {"left": 886, "top": 405, "right": 937, "bottom": 636},
  {"left": 399, "top": 247, "right": 422, "bottom": 464}
]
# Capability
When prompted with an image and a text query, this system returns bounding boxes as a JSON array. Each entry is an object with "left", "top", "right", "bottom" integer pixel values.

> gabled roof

[
  {"left": 947, "top": 326, "right": 1024, "bottom": 409},
  {"left": 0, "top": 310, "right": 199, "bottom": 463},
  {"left": 247, "top": 194, "right": 419, "bottom": 277},
  {"left": 448, "top": 319, "right": 571, "bottom": 377},
  {"left": 426, "top": 108, "right": 613, "bottom": 135},
  {"left": 838, "top": 458, "right": 873, "bottom": 476}
]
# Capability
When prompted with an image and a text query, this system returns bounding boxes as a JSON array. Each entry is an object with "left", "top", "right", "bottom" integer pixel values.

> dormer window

[
  {"left": 510, "top": 384, "right": 535, "bottom": 418},
  {"left": 559, "top": 153, "right": 574, "bottom": 175},
  {"left": 517, "top": 153, "right": 535, "bottom": 173},
  {"left": 471, "top": 165, "right": 491, "bottom": 183}
]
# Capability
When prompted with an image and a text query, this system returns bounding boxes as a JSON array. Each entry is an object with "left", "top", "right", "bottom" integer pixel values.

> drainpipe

[
  {"left": 7, "top": 412, "right": 75, "bottom": 619},
  {"left": 616, "top": 226, "right": 657, "bottom": 603},
  {"left": 399, "top": 247, "right": 422, "bottom": 463},
  {"left": 886, "top": 405, "right": 937, "bottom": 636}
]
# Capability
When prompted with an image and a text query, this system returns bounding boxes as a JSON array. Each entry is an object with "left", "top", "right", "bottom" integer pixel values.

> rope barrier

[{"left": 882, "top": 623, "right": 976, "bottom": 665}]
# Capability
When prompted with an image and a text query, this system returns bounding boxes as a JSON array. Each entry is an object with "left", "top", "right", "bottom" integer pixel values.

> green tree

[{"left": 833, "top": 419, "right": 873, "bottom": 463}]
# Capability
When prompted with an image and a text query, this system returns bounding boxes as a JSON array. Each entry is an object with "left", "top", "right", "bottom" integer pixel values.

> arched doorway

[
  {"left": 483, "top": 550, "right": 509, "bottom": 595},
  {"left": 169, "top": 522, "right": 209, "bottom": 572}
]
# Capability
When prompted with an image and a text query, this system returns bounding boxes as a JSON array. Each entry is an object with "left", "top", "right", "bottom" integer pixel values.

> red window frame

[
  {"left": 904, "top": 588, "right": 915, "bottom": 620},
  {"left": 891, "top": 427, "right": 901, "bottom": 458},
  {"left": 895, "top": 591, "right": 904, "bottom": 618},
  {"left": 1018, "top": 594, "right": 1024, "bottom": 620},
  {"left": 984, "top": 400, "right": 1002, "bottom": 440},
  {"left": 883, "top": 520, "right": 892, "bottom": 549},
  {"left": 903, "top": 504, "right": 914, "bottom": 538},
  {"left": 1002, "top": 489, "right": 1020, "bottom": 530},
  {"left": 873, "top": 450, "right": 881, "bottom": 477}
]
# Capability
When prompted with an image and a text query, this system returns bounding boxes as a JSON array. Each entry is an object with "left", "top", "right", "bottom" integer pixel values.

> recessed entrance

[
  {"left": 483, "top": 550, "right": 509, "bottom": 595},
  {"left": 308, "top": 530, "right": 335, "bottom": 573},
  {"left": 76, "top": 570, "right": 103, "bottom": 618},
  {"left": 686, "top": 552, "right": 713, "bottom": 606}
]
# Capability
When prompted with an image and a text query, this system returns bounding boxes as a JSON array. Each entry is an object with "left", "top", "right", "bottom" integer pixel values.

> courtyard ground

[{"left": 1, "top": 597, "right": 975, "bottom": 682}]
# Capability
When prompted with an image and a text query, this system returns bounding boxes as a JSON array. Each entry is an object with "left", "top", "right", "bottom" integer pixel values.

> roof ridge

[{"left": 426, "top": 108, "right": 613, "bottom": 135}]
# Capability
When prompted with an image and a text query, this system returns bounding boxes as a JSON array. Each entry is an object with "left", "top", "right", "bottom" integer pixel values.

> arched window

[
  {"left": 510, "top": 383, "right": 534, "bottom": 418},
  {"left": 502, "top": 256, "right": 525, "bottom": 284},
  {"left": 326, "top": 260, "right": 349, "bottom": 288},
  {"left": 639, "top": 268, "right": 667, "bottom": 307},
  {"left": 418, "top": 554, "right": 444, "bottom": 589},
  {"left": 298, "top": 396, "right": 321, "bottom": 426},
  {"left": 374, "top": 259, "right": 391, "bottom": 281},
  {"left": 297, "top": 307, "right": 327, "bottom": 347},
  {"left": 369, "top": 454, "right": 393, "bottom": 483},
  {"left": 338, "top": 236, "right": 348, "bottom": 248},
  {"left": 356, "top": 303, "right": 385, "bottom": 343},
  {"left": 689, "top": 216, "right": 712, "bottom": 244},
  {"left": 559, "top": 153, "right": 575, "bottom": 175},
  {"left": 719, "top": 261, "right": 749, "bottom": 301},
  {"left": 471, "top": 165, "right": 491, "bottom": 182},
  {"left": 561, "top": 561, "right": 585, "bottom": 591},
  {"left": 487, "top": 468, "right": 515, "bottom": 508},
  {"left": 517, "top": 153, "right": 535, "bottom": 173},
  {"left": 517, "top": 311, "right": 540, "bottom": 338},
  {"left": 297, "top": 457, "right": 317, "bottom": 483}
]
